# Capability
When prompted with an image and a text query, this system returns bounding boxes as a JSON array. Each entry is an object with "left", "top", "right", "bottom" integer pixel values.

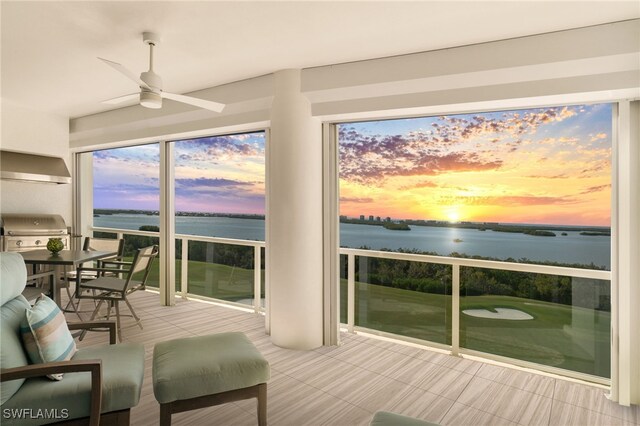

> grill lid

[{"left": 1, "top": 214, "right": 67, "bottom": 236}]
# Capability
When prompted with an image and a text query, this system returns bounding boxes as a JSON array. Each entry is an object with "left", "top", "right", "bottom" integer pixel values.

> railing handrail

[
  {"left": 92, "top": 226, "right": 159, "bottom": 237},
  {"left": 340, "top": 247, "right": 611, "bottom": 281},
  {"left": 91, "top": 226, "right": 265, "bottom": 248}
]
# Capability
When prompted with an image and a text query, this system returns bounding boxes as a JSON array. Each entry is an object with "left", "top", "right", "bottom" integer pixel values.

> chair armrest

[
  {"left": 68, "top": 320, "right": 117, "bottom": 345},
  {"left": 26, "top": 270, "right": 55, "bottom": 280},
  {"left": 1, "top": 360, "right": 102, "bottom": 426},
  {"left": 99, "top": 260, "right": 132, "bottom": 267}
]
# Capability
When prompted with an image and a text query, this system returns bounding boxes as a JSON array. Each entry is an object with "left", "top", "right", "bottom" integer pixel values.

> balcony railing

[{"left": 92, "top": 226, "right": 612, "bottom": 384}]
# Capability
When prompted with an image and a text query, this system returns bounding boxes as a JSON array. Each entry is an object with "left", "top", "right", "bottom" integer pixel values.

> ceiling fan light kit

[
  {"left": 140, "top": 91, "right": 162, "bottom": 109},
  {"left": 100, "top": 32, "right": 225, "bottom": 113}
]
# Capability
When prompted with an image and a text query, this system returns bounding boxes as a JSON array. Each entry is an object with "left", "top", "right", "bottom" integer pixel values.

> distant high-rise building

[
  {"left": 359, "top": 215, "right": 365, "bottom": 221},
  {"left": 385, "top": 217, "right": 391, "bottom": 222},
  {"left": 368, "top": 215, "right": 374, "bottom": 221},
  {"left": 376, "top": 216, "right": 381, "bottom": 222}
]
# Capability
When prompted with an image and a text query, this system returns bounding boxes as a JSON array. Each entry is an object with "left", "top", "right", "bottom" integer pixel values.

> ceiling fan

[{"left": 99, "top": 32, "right": 225, "bottom": 112}]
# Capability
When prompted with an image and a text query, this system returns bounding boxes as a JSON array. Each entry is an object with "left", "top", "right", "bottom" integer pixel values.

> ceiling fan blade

[
  {"left": 102, "top": 93, "right": 139, "bottom": 105},
  {"left": 161, "top": 92, "right": 225, "bottom": 112},
  {"left": 98, "top": 57, "right": 150, "bottom": 90}
]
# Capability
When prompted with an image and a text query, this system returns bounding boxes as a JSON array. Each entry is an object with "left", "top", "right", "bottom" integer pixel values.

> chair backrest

[
  {"left": 123, "top": 245, "right": 159, "bottom": 291},
  {"left": 83, "top": 237, "right": 125, "bottom": 257},
  {"left": 0, "top": 253, "right": 32, "bottom": 404}
]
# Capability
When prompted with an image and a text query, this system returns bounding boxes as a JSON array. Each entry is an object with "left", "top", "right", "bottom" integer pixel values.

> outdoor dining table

[{"left": 19, "top": 249, "right": 118, "bottom": 307}]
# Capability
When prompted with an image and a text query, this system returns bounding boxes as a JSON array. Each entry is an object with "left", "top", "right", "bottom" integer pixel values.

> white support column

[
  {"left": 159, "top": 142, "right": 176, "bottom": 306},
  {"left": 267, "top": 69, "right": 323, "bottom": 350},
  {"left": 612, "top": 100, "right": 640, "bottom": 405}
]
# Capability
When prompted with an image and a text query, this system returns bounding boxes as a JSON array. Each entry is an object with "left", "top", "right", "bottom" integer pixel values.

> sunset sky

[
  {"left": 339, "top": 103, "right": 612, "bottom": 226},
  {"left": 93, "top": 132, "right": 266, "bottom": 214},
  {"left": 93, "top": 104, "right": 611, "bottom": 226}
]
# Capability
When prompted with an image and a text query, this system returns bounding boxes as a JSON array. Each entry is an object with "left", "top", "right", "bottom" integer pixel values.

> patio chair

[
  {"left": 76, "top": 245, "right": 158, "bottom": 342},
  {"left": 63, "top": 236, "right": 126, "bottom": 315}
]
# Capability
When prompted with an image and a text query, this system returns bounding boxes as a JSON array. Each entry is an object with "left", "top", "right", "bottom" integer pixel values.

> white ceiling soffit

[{"left": 2, "top": 1, "right": 639, "bottom": 119}]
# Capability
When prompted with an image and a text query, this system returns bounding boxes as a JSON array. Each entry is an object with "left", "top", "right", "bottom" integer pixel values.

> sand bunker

[{"left": 462, "top": 308, "right": 533, "bottom": 320}]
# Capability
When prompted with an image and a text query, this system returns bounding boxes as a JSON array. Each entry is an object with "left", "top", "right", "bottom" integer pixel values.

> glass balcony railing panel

[
  {"left": 354, "top": 255, "right": 452, "bottom": 345},
  {"left": 186, "top": 241, "right": 254, "bottom": 305},
  {"left": 339, "top": 254, "right": 348, "bottom": 324},
  {"left": 93, "top": 231, "right": 117, "bottom": 239},
  {"left": 459, "top": 266, "right": 610, "bottom": 378}
]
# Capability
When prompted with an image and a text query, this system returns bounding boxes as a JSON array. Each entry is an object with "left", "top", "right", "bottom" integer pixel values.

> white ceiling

[{"left": 2, "top": 1, "right": 639, "bottom": 119}]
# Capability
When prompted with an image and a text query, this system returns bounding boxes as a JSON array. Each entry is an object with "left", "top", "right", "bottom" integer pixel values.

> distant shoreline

[{"left": 93, "top": 208, "right": 610, "bottom": 236}]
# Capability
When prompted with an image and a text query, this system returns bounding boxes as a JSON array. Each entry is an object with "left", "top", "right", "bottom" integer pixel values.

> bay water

[{"left": 94, "top": 213, "right": 611, "bottom": 269}]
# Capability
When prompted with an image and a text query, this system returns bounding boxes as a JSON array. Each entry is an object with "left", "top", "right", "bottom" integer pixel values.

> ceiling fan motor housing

[{"left": 140, "top": 71, "right": 162, "bottom": 91}]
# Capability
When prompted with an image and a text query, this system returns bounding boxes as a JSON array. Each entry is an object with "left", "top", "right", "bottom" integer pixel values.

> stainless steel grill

[{"left": 1, "top": 214, "right": 70, "bottom": 252}]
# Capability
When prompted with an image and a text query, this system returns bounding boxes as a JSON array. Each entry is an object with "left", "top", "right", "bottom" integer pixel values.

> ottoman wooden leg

[
  {"left": 160, "top": 403, "right": 172, "bottom": 426},
  {"left": 257, "top": 383, "right": 267, "bottom": 426}
]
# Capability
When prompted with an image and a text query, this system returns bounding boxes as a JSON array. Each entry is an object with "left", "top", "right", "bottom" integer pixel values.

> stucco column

[{"left": 267, "top": 69, "right": 323, "bottom": 350}]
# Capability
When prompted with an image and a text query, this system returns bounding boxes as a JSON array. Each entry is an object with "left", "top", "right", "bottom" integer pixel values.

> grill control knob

[
  {"left": 35, "top": 240, "right": 41, "bottom": 245},
  {"left": 16, "top": 240, "right": 22, "bottom": 247}
]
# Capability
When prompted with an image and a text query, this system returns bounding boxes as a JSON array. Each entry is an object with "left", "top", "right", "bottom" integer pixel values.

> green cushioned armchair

[{"left": 0, "top": 252, "right": 145, "bottom": 426}]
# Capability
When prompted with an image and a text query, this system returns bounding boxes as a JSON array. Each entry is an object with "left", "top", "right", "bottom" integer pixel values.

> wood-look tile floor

[{"left": 68, "top": 291, "right": 640, "bottom": 426}]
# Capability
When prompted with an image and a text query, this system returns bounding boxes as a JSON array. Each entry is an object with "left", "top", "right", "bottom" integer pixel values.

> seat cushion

[
  {"left": 1, "top": 342, "right": 145, "bottom": 425},
  {"left": 153, "top": 332, "right": 270, "bottom": 404},
  {"left": 370, "top": 411, "right": 440, "bottom": 426},
  {"left": 0, "top": 296, "right": 31, "bottom": 405}
]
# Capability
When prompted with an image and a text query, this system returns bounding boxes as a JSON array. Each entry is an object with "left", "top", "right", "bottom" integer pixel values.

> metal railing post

[
  {"left": 347, "top": 253, "right": 355, "bottom": 333},
  {"left": 452, "top": 263, "right": 460, "bottom": 356},
  {"left": 181, "top": 238, "right": 188, "bottom": 299},
  {"left": 254, "top": 244, "right": 261, "bottom": 313}
]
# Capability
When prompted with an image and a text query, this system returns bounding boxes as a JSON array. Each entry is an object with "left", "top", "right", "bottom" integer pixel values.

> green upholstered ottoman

[
  {"left": 152, "top": 332, "right": 270, "bottom": 426},
  {"left": 370, "top": 411, "right": 440, "bottom": 426}
]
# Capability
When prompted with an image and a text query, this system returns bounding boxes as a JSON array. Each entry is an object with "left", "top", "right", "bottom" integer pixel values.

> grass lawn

[{"left": 142, "top": 259, "right": 264, "bottom": 304}]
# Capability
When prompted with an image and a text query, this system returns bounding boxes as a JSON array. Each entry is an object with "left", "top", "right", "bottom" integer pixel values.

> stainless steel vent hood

[{"left": 0, "top": 150, "right": 71, "bottom": 184}]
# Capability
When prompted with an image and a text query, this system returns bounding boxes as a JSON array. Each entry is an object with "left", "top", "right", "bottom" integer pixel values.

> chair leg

[
  {"left": 160, "top": 403, "right": 172, "bottom": 426},
  {"left": 64, "top": 284, "right": 83, "bottom": 321},
  {"left": 257, "top": 383, "right": 267, "bottom": 426},
  {"left": 79, "top": 300, "right": 105, "bottom": 341},
  {"left": 114, "top": 301, "right": 122, "bottom": 342},
  {"left": 124, "top": 298, "right": 143, "bottom": 330}
]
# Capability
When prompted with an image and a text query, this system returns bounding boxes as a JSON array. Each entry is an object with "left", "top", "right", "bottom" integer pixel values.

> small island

[
  {"left": 524, "top": 230, "right": 556, "bottom": 237},
  {"left": 561, "top": 232, "right": 568, "bottom": 236},
  {"left": 383, "top": 222, "right": 410, "bottom": 231},
  {"left": 453, "top": 238, "right": 463, "bottom": 243},
  {"left": 580, "top": 231, "right": 611, "bottom": 236}
]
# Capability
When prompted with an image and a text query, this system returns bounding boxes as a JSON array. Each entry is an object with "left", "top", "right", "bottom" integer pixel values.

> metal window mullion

[{"left": 159, "top": 141, "right": 175, "bottom": 306}]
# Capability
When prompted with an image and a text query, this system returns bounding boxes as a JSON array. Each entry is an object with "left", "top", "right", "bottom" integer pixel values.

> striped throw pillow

[{"left": 20, "top": 294, "right": 77, "bottom": 380}]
